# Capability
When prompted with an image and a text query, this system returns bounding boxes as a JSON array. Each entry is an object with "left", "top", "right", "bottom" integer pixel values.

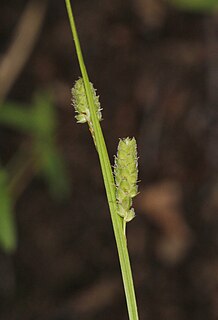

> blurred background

[{"left": 0, "top": 0, "right": 218, "bottom": 319}]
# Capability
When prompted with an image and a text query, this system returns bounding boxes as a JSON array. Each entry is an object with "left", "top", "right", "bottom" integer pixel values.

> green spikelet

[
  {"left": 114, "top": 137, "right": 138, "bottom": 235},
  {"left": 71, "top": 78, "right": 102, "bottom": 146}
]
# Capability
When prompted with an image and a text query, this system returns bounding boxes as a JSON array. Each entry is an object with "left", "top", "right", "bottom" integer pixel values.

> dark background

[{"left": 0, "top": 0, "right": 218, "bottom": 319}]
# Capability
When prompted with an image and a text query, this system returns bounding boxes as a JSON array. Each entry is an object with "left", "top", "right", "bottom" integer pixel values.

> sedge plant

[{"left": 65, "top": 1, "right": 140, "bottom": 319}]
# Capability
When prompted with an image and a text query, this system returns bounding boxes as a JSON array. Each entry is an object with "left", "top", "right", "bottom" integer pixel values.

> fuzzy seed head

[
  {"left": 71, "top": 78, "right": 102, "bottom": 123},
  {"left": 114, "top": 137, "right": 138, "bottom": 222}
]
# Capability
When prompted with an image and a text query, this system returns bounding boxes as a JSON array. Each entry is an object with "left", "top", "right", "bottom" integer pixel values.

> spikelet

[
  {"left": 71, "top": 78, "right": 102, "bottom": 145},
  {"left": 114, "top": 137, "right": 138, "bottom": 234}
]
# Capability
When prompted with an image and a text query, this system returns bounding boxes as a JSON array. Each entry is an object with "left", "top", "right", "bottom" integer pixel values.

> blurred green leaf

[
  {"left": 169, "top": 0, "right": 218, "bottom": 12},
  {"left": 32, "top": 93, "right": 70, "bottom": 200},
  {"left": 0, "top": 92, "right": 70, "bottom": 201},
  {"left": 0, "top": 103, "right": 34, "bottom": 132},
  {"left": 32, "top": 93, "right": 56, "bottom": 138},
  {"left": 0, "top": 93, "right": 56, "bottom": 136},
  {"left": 36, "top": 142, "right": 70, "bottom": 199},
  {"left": 0, "top": 169, "right": 17, "bottom": 253}
]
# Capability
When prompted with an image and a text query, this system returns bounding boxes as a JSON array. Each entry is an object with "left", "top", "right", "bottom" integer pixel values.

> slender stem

[
  {"left": 123, "top": 220, "right": 127, "bottom": 237},
  {"left": 65, "top": 1, "right": 139, "bottom": 319}
]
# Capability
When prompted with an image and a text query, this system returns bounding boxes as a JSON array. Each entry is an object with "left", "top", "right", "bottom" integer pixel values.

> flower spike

[
  {"left": 114, "top": 137, "right": 139, "bottom": 235},
  {"left": 71, "top": 77, "right": 102, "bottom": 146}
]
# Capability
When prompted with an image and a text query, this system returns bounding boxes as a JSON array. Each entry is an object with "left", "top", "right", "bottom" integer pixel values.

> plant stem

[{"left": 65, "top": 1, "right": 139, "bottom": 319}]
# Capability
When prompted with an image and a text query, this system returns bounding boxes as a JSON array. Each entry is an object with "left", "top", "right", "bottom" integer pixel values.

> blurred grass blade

[
  {"left": 32, "top": 93, "right": 56, "bottom": 137},
  {"left": 169, "top": 0, "right": 218, "bottom": 12},
  {"left": 33, "top": 93, "right": 70, "bottom": 199},
  {"left": 0, "top": 169, "right": 17, "bottom": 252},
  {"left": 1, "top": 93, "right": 70, "bottom": 200},
  {"left": 37, "top": 142, "right": 70, "bottom": 199},
  {"left": 0, "top": 103, "right": 34, "bottom": 132}
]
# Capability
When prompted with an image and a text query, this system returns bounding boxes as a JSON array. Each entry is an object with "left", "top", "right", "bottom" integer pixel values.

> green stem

[
  {"left": 65, "top": 1, "right": 139, "bottom": 319},
  {"left": 123, "top": 220, "right": 127, "bottom": 237}
]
